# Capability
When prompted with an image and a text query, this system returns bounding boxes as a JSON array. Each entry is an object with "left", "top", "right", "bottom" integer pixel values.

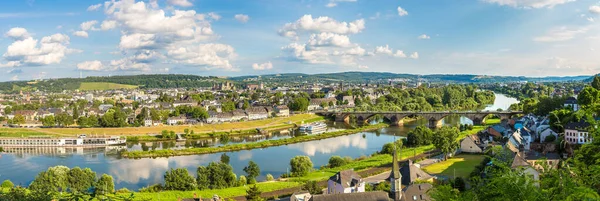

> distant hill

[
  {"left": 0, "top": 72, "right": 593, "bottom": 93},
  {"left": 232, "top": 72, "right": 592, "bottom": 84}
]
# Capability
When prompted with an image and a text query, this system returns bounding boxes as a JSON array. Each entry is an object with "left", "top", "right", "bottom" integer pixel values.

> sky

[{"left": 0, "top": 0, "right": 599, "bottom": 81}]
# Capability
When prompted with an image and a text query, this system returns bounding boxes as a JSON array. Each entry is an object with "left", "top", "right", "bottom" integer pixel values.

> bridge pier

[{"left": 428, "top": 118, "right": 443, "bottom": 128}]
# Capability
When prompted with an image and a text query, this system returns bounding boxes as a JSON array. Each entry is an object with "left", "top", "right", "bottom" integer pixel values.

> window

[{"left": 413, "top": 196, "right": 417, "bottom": 200}]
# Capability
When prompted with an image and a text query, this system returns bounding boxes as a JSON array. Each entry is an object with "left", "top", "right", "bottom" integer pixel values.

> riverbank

[
  {"left": 0, "top": 114, "right": 323, "bottom": 138},
  {"left": 121, "top": 123, "right": 389, "bottom": 158}
]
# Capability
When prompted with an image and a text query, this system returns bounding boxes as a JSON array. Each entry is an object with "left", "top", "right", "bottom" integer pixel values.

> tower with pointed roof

[{"left": 389, "top": 146, "right": 402, "bottom": 201}]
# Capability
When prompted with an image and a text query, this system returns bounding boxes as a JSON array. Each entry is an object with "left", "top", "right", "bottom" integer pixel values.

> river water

[{"left": 0, "top": 93, "right": 518, "bottom": 190}]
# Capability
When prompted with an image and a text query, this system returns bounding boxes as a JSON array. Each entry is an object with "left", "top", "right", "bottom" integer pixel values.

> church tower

[{"left": 389, "top": 146, "right": 402, "bottom": 201}]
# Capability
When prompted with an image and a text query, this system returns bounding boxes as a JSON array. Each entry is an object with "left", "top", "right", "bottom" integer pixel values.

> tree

[
  {"left": 243, "top": 161, "right": 261, "bottom": 184},
  {"left": 592, "top": 75, "right": 600, "bottom": 90},
  {"left": 265, "top": 174, "right": 274, "bottom": 181},
  {"left": 328, "top": 156, "right": 347, "bottom": 168},
  {"left": 1, "top": 180, "right": 13, "bottom": 188},
  {"left": 196, "top": 166, "right": 210, "bottom": 190},
  {"left": 204, "top": 162, "right": 237, "bottom": 189},
  {"left": 246, "top": 185, "right": 264, "bottom": 201},
  {"left": 432, "top": 126, "right": 460, "bottom": 160},
  {"left": 544, "top": 135, "right": 556, "bottom": 143},
  {"left": 12, "top": 115, "right": 25, "bottom": 125},
  {"left": 290, "top": 156, "right": 313, "bottom": 177},
  {"left": 164, "top": 168, "right": 196, "bottom": 191},
  {"left": 453, "top": 177, "right": 466, "bottom": 192},
  {"left": 406, "top": 126, "right": 433, "bottom": 147},
  {"left": 95, "top": 174, "right": 115, "bottom": 195},
  {"left": 221, "top": 101, "right": 236, "bottom": 112},
  {"left": 578, "top": 86, "right": 598, "bottom": 107},
  {"left": 238, "top": 175, "right": 247, "bottom": 186},
  {"left": 289, "top": 97, "right": 309, "bottom": 112},
  {"left": 67, "top": 167, "right": 96, "bottom": 193},
  {"left": 243, "top": 100, "right": 250, "bottom": 110},
  {"left": 220, "top": 153, "right": 230, "bottom": 164},
  {"left": 380, "top": 139, "right": 403, "bottom": 155},
  {"left": 303, "top": 180, "right": 321, "bottom": 195},
  {"left": 41, "top": 115, "right": 56, "bottom": 127}
]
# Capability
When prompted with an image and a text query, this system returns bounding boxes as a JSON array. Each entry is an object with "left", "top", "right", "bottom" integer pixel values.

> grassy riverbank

[
  {"left": 2, "top": 114, "right": 322, "bottom": 138},
  {"left": 122, "top": 123, "right": 389, "bottom": 158}
]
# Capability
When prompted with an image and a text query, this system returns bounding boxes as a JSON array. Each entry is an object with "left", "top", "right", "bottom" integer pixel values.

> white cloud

[
  {"left": 326, "top": 3, "right": 337, "bottom": 7},
  {"left": 73, "top": 31, "right": 89, "bottom": 38},
  {"left": 397, "top": 6, "right": 408, "bottom": 16},
  {"left": 2, "top": 28, "right": 76, "bottom": 67},
  {"left": 588, "top": 17, "right": 595, "bottom": 22},
  {"left": 278, "top": 15, "right": 365, "bottom": 39},
  {"left": 482, "top": 0, "right": 575, "bottom": 9},
  {"left": 77, "top": 60, "right": 104, "bottom": 71},
  {"left": 167, "top": 0, "right": 193, "bottom": 7},
  {"left": 394, "top": 50, "right": 407, "bottom": 58},
  {"left": 5, "top": 27, "right": 30, "bottom": 40},
  {"left": 87, "top": 4, "right": 102, "bottom": 11},
  {"left": 307, "top": 32, "right": 352, "bottom": 47},
  {"left": 100, "top": 20, "right": 117, "bottom": 30},
  {"left": 374, "top": 45, "right": 393, "bottom": 55},
  {"left": 418, "top": 34, "right": 430, "bottom": 39},
  {"left": 80, "top": 20, "right": 98, "bottom": 31},
  {"left": 208, "top": 12, "right": 221, "bottom": 20},
  {"left": 358, "top": 65, "right": 368, "bottom": 69},
  {"left": 234, "top": 14, "right": 249, "bottom": 23},
  {"left": 345, "top": 46, "right": 367, "bottom": 55},
  {"left": 119, "top": 33, "right": 156, "bottom": 49},
  {"left": 167, "top": 43, "right": 237, "bottom": 70},
  {"left": 252, "top": 61, "right": 273, "bottom": 70},
  {"left": 56, "top": 25, "right": 63, "bottom": 29},
  {"left": 533, "top": 26, "right": 589, "bottom": 42},
  {"left": 325, "top": 0, "right": 357, "bottom": 7},
  {"left": 410, "top": 52, "right": 419, "bottom": 59},
  {"left": 590, "top": 6, "right": 600, "bottom": 14},
  {"left": 11, "top": 75, "right": 18, "bottom": 81}
]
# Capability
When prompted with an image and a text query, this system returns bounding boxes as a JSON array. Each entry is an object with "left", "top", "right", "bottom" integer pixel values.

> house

[
  {"left": 173, "top": 100, "right": 198, "bottom": 107},
  {"left": 402, "top": 183, "right": 432, "bottom": 201},
  {"left": 564, "top": 97, "right": 579, "bottom": 111},
  {"left": 311, "top": 191, "right": 391, "bottom": 201},
  {"left": 167, "top": 115, "right": 187, "bottom": 125},
  {"left": 487, "top": 124, "right": 510, "bottom": 139},
  {"left": 399, "top": 160, "right": 434, "bottom": 186},
  {"left": 327, "top": 169, "right": 365, "bottom": 194},
  {"left": 290, "top": 191, "right": 312, "bottom": 201},
  {"left": 143, "top": 118, "right": 153, "bottom": 127},
  {"left": 564, "top": 121, "right": 592, "bottom": 144},
  {"left": 308, "top": 98, "right": 336, "bottom": 111},
  {"left": 506, "top": 130, "right": 524, "bottom": 153},
  {"left": 98, "top": 104, "right": 114, "bottom": 112},
  {"left": 231, "top": 109, "right": 248, "bottom": 121},
  {"left": 274, "top": 105, "right": 290, "bottom": 117},
  {"left": 460, "top": 134, "right": 485, "bottom": 153},
  {"left": 516, "top": 128, "right": 533, "bottom": 151},
  {"left": 342, "top": 96, "right": 355, "bottom": 107},
  {"left": 246, "top": 107, "right": 269, "bottom": 120},
  {"left": 539, "top": 127, "right": 558, "bottom": 143},
  {"left": 14, "top": 110, "right": 37, "bottom": 121},
  {"left": 514, "top": 120, "right": 524, "bottom": 130},
  {"left": 511, "top": 152, "right": 540, "bottom": 183},
  {"left": 524, "top": 151, "right": 561, "bottom": 170}
]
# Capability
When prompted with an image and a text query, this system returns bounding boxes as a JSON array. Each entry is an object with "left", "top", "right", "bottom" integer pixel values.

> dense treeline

[
  {"left": 348, "top": 85, "right": 495, "bottom": 112},
  {"left": 0, "top": 74, "right": 228, "bottom": 93}
]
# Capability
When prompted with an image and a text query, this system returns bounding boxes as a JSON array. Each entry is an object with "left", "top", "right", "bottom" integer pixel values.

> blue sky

[{"left": 0, "top": 0, "right": 599, "bottom": 81}]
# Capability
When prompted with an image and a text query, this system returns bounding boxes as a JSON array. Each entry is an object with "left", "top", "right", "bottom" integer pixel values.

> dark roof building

[
  {"left": 400, "top": 160, "right": 434, "bottom": 186},
  {"left": 402, "top": 183, "right": 432, "bottom": 201},
  {"left": 310, "top": 191, "right": 391, "bottom": 201},
  {"left": 328, "top": 169, "right": 362, "bottom": 189}
]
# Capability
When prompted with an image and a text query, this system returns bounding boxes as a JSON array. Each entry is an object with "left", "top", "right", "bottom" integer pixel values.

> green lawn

[
  {"left": 422, "top": 154, "right": 486, "bottom": 179},
  {"left": 485, "top": 118, "right": 501, "bottom": 125},
  {"left": 79, "top": 82, "right": 138, "bottom": 91},
  {"left": 128, "top": 181, "right": 301, "bottom": 200},
  {"left": 0, "top": 128, "right": 51, "bottom": 138}
]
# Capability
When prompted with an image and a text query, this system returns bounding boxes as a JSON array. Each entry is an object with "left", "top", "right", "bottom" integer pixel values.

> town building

[
  {"left": 563, "top": 97, "right": 579, "bottom": 111},
  {"left": 564, "top": 121, "right": 592, "bottom": 144},
  {"left": 327, "top": 169, "right": 365, "bottom": 194}
]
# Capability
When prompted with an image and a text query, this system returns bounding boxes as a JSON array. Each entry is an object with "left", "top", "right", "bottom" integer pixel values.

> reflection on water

[{"left": 0, "top": 93, "right": 518, "bottom": 190}]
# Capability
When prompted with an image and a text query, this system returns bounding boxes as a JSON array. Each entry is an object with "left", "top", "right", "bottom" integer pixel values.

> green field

[
  {"left": 422, "top": 154, "right": 486, "bottom": 179},
  {"left": 79, "top": 82, "right": 138, "bottom": 91},
  {"left": 0, "top": 128, "right": 51, "bottom": 138}
]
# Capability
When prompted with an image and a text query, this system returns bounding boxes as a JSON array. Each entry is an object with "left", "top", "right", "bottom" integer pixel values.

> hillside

[{"left": 79, "top": 82, "right": 139, "bottom": 91}]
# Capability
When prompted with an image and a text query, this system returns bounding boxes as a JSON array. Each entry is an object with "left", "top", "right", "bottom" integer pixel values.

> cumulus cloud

[
  {"left": 77, "top": 60, "right": 104, "bottom": 71},
  {"left": 375, "top": 45, "right": 393, "bottom": 55},
  {"left": 80, "top": 20, "right": 98, "bottom": 31},
  {"left": 590, "top": 6, "right": 600, "bottom": 14},
  {"left": 100, "top": 20, "right": 118, "bottom": 30},
  {"left": 307, "top": 32, "right": 352, "bottom": 47},
  {"left": 234, "top": 14, "right": 249, "bottom": 23},
  {"left": 325, "top": 0, "right": 357, "bottom": 7},
  {"left": 252, "top": 61, "right": 273, "bottom": 70},
  {"left": 167, "top": 0, "right": 193, "bottom": 7},
  {"left": 278, "top": 15, "right": 365, "bottom": 39},
  {"left": 5, "top": 27, "right": 30, "bottom": 40},
  {"left": 397, "top": 6, "right": 408, "bottom": 16},
  {"left": 482, "top": 0, "right": 575, "bottom": 9},
  {"left": 167, "top": 43, "right": 237, "bottom": 70},
  {"left": 418, "top": 34, "right": 430, "bottom": 39},
  {"left": 394, "top": 50, "right": 407, "bottom": 58},
  {"left": 87, "top": 4, "right": 102, "bottom": 11},
  {"left": 358, "top": 65, "right": 368, "bottom": 69},
  {"left": 410, "top": 52, "right": 419, "bottom": 59},
  {"left": 2, "top": 28, "right": 77, "bottom": 67},
  {"left": 73, "top": 31, "right": 89, "bottom": 38},
  {"left": 533, "top": 26, "right": 589, "bottom": 42},
  {"left": 208, "top": 12, "right": 221, "bottom": 20}
]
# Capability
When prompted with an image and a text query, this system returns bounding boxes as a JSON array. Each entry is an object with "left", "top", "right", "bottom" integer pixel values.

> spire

[{"left": 391, "top": 145, "right": 400, "bottom": 179}]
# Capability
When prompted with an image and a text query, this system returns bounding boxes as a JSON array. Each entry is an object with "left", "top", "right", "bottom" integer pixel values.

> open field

[
  {"left": 484, "top": 118, "right": 501, "bottom": 125},
  {"left": 79, "top": 82, "right": 139, "bottom": 91},
  {"left": 423, "top": 154, "right": 486, "bottom": 179},
  {"left": 0, "top": 128, "right": 51, "bottom": 138},
  {"left": 17, "top": 114, "right": 322, "bottom": 137}
]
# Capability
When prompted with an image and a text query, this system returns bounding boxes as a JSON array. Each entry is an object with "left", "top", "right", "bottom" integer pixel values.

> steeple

[{"left": 389, "top": 144, "right": 402, "bottom": 201}]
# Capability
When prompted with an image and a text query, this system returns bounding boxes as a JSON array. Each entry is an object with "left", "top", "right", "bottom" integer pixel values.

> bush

[
  {"left": 290, "top": 156, "right": 313, "bottom": 177},
  {"left": 328, "top": 156, "right": 348, "bottom": 168},
  {"left": 544, "top": 135, "right": 556, "bottom": 143},
  {"left": 164, "top": 168, "right": 196, "bottom": 191},
  {"left": 303, "top": 180, "right": 321, "bottom": 195},
  {"left": 116, "top": 188, "right": 130, "bottom": 193},
  {"left": 238, "top": 175, "right": 247, "bottom": 186},
  {"left": 138, "top": 184, "right": 163, "bottom": 193},
  {"left": 265, "top": 174, "right": 274, "bottom": 181},
  {"left": 453, "top": 177, "right": 466, "bottom": 192},
  {"left": 1, "top": 180, "right": 14, "bottom": 188}
]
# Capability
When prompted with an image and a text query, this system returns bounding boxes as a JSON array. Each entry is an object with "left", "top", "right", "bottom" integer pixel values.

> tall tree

[
  {"left": 432, "top": 126, "right": 460, "bottom": 160},
  {"left": 243, "top": 161, "right": 261, "bottom": 184},
  {"left": 592, "top": 75, "right": 600, "bottom": 90},
  {"left": 164, "top": 168, "right": 196, "bottom": 191},
  {"left": 246, "top": 185, "right": 264, "bottom": 201},
  {"left": 290, "top": 156, "right": 313, "bottom": 177},
  {"left": 95, "top": 174, "right": 114, "bottom": 195}
]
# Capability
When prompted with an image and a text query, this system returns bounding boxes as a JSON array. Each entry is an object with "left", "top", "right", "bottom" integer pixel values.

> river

[{"left": 0, "top": 93, "right": 518, "bottom": 190}]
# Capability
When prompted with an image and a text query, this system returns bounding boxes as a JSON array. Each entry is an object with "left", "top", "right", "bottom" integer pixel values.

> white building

[
  {"left": 327, "top": 169, "right": 365, "bottom": 194},
  {"left": 564, "top": 121, "right": 592, "bottom": 144},
  {"left": 564, "top": 97, "right": 579, "bottom": 111}
]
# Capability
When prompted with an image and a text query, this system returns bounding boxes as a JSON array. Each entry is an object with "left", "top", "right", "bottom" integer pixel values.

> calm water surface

[{"left": 0, "top": 93, "right": 517, "bottom": 190}]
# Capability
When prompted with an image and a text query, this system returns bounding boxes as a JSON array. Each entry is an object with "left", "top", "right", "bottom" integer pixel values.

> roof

[
  {"left": 564, "top": 97, "right": 577, "bottom": 104},
  {"left": 246, "top": 107, "right": 267, "bottom": 114},
  {"left": 402, "top": 183, "right": 433, "bottom": 201},
  {"left": 400, "top": 160, "right": 434, "bottom": 186},
  {"left": 468, "top": 134, "right": 481, "bottom": 144},
  {"left": 520, "top": 128, "right": 531, "bottom": 137},
  {"left": 490, "top": 124, "right": 507, "bottom": 133},
  {"left": 329, "top": 169, "right": 362, "bottom": 189},
  {"left": 525, "top": 151, "right": 561, "bottom": 161},
  {"left": 511, "top": 152, "right": 530, "bottom": 169},
  {"left": 310, "top": 191, "right": 391, "bottom": 201},
  {"left": 564, "top": 120, "right": 591, "bottom": 131}
]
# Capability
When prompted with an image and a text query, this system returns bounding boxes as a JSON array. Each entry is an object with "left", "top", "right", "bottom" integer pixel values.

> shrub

[
  {"left": 328, "top": 156, "right": 348, "bottom": 168},
  {"left": 116, "top": 188, "right": 130, "bottom": 193},
  {"left": 238, "top": 175, "right": 247, "bottom": 186},
  {"left": 1, "top": 180, "right": 14, "bottom": 188},
  {"left": 265, "top": 174, "right": 274, "bottom": 181},
  {"left": 290, "top": 156, "right": 313, "bottom": 177}
]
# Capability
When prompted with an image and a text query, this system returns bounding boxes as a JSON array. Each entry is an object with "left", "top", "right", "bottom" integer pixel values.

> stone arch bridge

[{"left": 317, "top": 111, "right": 522, "bottom": 128}]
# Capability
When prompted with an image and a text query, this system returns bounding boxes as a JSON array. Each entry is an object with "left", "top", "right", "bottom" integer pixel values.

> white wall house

[
  {"left": 327, "top": 170, "right": 365, "bottom": 194},
  {"left": 565, "top": 121, "right": 592, "bottom": 145}
]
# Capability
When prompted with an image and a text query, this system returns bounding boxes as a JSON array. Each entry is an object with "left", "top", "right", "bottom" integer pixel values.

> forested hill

[
  {"left": 0, "top": 72, "right": 592, "bottom": 93},
  {"left": 232, "top": 72, "right": 592, "bottom": 84},
  {"left": 0, "top": 74, "right": 226, "bottom": 93}
]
